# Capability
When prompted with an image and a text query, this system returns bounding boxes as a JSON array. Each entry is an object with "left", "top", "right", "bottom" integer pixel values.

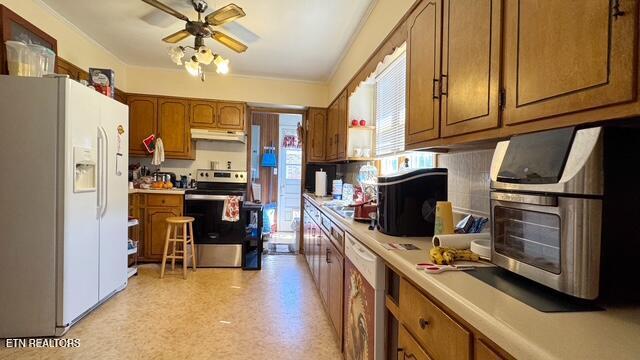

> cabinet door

[
  {"left": 336, "top": 91, "right": 348, "bottom": 160},
  {"left": 307, "top": 108, "right": 327, "bottom": 162},
  {"left": 128, "top": 96, "right": 157, "bottom": 156},
  {"left": 190, "top": 100, "right": 217, "bottom": 128},
  {"left": 398, "top": 325, "right": 433, "bottom": 360},
  {"left": 55, "top": 58, "right": 80, "bottom": 80},
  {"left": 326, "top": 102, "right": 338, "bottom": 160},
  {"left": 157, "top": 98, "right": 192, "bottom": 158},
  {"left": 440, "top": 0, "right": 501, "bottom": 137},
  {"left": 114, "top": 89, "right": 127, "bottom": 105},
  {"left": 217, "top": 102, "right": 245, "bottom": 130},
  {"left": 145, "top": 206, "right": 181, "bottom": 260},
  {"left": 475, "top": 339, "right": 504, "bottom": 360},
  {"left": 313, "top": 225, "right": 321, "bottom": 285},
  {"left": 503, "top": 0, "right": 638, "bottom": 125},
  {"left": 319, "top": 232, "right": 330, "bottom": 305},
  {"left": 328, "top": 242, "right": 344, "bottom": 341},
  {"left": 406, "top": 0, "right": 442, "bottom": 148}
]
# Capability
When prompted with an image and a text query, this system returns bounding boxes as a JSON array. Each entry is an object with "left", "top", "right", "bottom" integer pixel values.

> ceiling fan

[{"left": 142, "top": 0, "right": 248, "bottom": 80}]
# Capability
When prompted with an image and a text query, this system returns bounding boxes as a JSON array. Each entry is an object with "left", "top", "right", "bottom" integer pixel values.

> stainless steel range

[{"left": 185, "top": 169, "right": 247, "bottom": 267}]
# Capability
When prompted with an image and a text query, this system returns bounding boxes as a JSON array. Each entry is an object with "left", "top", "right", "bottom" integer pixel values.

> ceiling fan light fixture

[
  {"left": 195, "top": 46, "right": 214, "bottom": 65},
  {"left": 214, "top": 55, "right": 229, "bottom": 75},
  {"left": 185, "top": 58, "right": 201, "bottom": 77},
  {"left": 168, "top": 46, "right": 185, "bottom": 65}
]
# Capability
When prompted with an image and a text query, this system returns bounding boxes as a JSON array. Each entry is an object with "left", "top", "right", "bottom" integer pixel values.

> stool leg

[
  {"left": 171, "top": 224, "right": 177, "bottom": 271},
  {"left": 182, "top": 223, "right": 188, "bottom": 279},
  {"left": 189, "top": 222, "right": 196, "bottom": 271},
  {"left": 160, "top": 224, "right": 171, "bottom": 279}
]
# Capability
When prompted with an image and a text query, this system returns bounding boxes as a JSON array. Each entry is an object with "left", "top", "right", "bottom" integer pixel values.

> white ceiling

[{"left": 40, "top": 0, "right": 375, "bottom": 82}]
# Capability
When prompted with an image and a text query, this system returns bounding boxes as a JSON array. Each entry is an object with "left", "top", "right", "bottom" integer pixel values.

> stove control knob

[
  {"left": 240, "top": 174, "right": 244, "bottom": 178},
  {"left": 205, "top": 173, "right": 209, "bottom": 177},
  {"left": 235, "top": 174, "right": 239, "bottom": 178},
  {"left": 200, "top": 172, "right": 204, "bottom": 177}
]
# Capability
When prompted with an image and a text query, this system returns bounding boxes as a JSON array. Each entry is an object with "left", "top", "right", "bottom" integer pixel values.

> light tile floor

[{"left": 0, "top": 256, "right": 342, "bottom": 360}]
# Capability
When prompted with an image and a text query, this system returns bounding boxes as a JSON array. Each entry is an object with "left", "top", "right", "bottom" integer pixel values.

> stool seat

[
  {"left": 165, "top": 216, "right": 195, "bottom": 224},
  {"left": 160, "top": 217, "right": 196, "bottom": 279}
]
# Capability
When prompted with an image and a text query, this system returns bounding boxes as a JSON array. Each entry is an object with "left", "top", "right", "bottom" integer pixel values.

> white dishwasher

[{"left": 344, "top": 233, "right": 386, "bottom": 360}]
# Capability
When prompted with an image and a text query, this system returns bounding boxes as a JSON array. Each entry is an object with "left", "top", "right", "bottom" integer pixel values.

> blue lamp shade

[{"left": 261, "top": 147, "right": 277, "bottom": 167}]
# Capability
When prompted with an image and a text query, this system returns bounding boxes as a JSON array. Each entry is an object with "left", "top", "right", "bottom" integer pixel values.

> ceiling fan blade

[
  {"left": 142, "top": 0, "right": 190, "bottom": 22},
  {"left": 211, "top": 30, "right": 248, "bottom": 53},
  {"left": 205, "top": 3, "right": 246, "bottom": 26},
  {"left": 162, "top": 29, "right": 191, "bottom": 43}
]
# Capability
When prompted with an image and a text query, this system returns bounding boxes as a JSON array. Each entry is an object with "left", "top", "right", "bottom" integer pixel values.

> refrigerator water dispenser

[{"left": 74, "top": 146, "right": 97, "bottom": 193}]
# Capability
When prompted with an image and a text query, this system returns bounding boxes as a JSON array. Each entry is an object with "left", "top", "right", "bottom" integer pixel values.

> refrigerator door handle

[
  {"left": 99, "top": 126, "right": 109, "bottom": 218},
  {"left": 97, "top": 127, "right": 104, "bottom": 218}
]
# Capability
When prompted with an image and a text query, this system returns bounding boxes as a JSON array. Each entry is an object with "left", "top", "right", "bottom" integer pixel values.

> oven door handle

[
  {"left": 491, "top": 192, "right": 558, "bottom": 206},
  {"left": 185, "top": 194, "right": 245, "bottom": 201}
]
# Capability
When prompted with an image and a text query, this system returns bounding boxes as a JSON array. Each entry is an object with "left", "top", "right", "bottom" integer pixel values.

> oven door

[
  {"left": 184, "top": 194, "right": 246, "bottom": 245},
  {"left": 490, "top": 192, "right": 602, "bottom": 299}
]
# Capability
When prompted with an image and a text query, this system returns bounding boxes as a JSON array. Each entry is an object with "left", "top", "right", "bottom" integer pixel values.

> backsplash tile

[
  {"left": 131, "top": 140, "right": 247, "bottom": 176},
  {"left": 437, "top": 149, "right": 494, "bottom": 217}
]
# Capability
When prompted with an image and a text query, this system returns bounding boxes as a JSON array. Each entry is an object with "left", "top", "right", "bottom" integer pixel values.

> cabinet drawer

[
  {"left": 329, "top": 223, "right": 344, "bottom": 251},
  {"left": 398, "top": 325, "right": 433, "bottom": 360},
  {"left": 147, "top": 194, "right": 183, "bottom": 207},
  {"left": 399, "top": 278, "right": 471, "bottom": 360}
]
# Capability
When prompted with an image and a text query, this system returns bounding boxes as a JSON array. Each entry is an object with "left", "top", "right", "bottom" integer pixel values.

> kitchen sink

[{"left": 324, "top": 205, "right": 355, "bottom": 220}]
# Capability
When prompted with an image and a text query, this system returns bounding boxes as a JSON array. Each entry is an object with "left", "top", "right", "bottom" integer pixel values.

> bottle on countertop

[{"left": 186, "top": 173, "right": 192, "bottom": 188}]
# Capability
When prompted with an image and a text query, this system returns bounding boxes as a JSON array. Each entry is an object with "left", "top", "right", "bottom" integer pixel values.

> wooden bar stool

[{"left": 160, "top": 216, "right": 196, "bottom": 279}]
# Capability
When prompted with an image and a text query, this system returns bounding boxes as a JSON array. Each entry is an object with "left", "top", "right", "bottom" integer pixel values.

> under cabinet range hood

[{"left": 191, "top": 129, "right": 246, "bottom": 143}]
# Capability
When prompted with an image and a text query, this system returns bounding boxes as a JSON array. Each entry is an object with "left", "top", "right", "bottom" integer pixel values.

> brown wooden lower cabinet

[
  {"left": 128, "top": 193, "right": 183, "bottom": 262},
  {"left": 303, "top": 200, "right": 344, "bottom": 345},
  {"left": 387, "top": 275, "right": 512, "bottom": 360},
  {"left": 398, "top": 325, "right": 433, "bottom": 360}
]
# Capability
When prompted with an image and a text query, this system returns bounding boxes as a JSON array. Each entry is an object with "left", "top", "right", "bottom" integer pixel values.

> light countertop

[
  {"left": 128, "top": 188, "right": 186, "bottom": 195},
  {"left": 304, "top": 194, "right": 640, "bottom": 360}
]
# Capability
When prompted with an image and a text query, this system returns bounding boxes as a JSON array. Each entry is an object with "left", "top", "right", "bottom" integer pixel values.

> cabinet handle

[
  {"left": 613, "top": 0, "right": 626, "bottom": 19},
  {"left": 397, "top": 348, "right": 418, "bottom": 360},
  {"left": 440, "top": 74, "right": 448, "bottom": 96},
  {"left": 326, "top": 247, "right": 331, "bottom": 263},
  {"left": 419, "top": 317, "right": 429, "bottom": 329},
  {"left": 432, "top": 78, "right": 440, "bottom": 99}
]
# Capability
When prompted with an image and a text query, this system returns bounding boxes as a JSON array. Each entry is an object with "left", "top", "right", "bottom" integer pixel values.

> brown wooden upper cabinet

[
  {"left": 217, "top": 102, "right": 245, "bottom": 130},
  {"left": 440, "top": 0, "right": 502, "bottom": 137},
  {"left": 325, "top": 90, "right": 348, "bottom": 161},
  {"left": 336, "top": 91, "right": 348, "bottom": 160},
  {"left": 190, "top": 100, "right": 245, "bottom": 131},
  {"left": 503, "top": 0, "right": 639, "bottom": 126},
  {"left": 326, "top": 100, "right": 339, "bottom": 160},
  {"left": 157, "top": 98, "right": 192, "bottom": 159},
  {"left": 128, "top": 96, "right": 193, "bottom": 159},
  {"left": 190, "top": 100, "right": 217, "bottom": 128},
  {"left": 406, "top": 0, "right": 442, "bottom": 149},
  {"left": 128, "top": 95, "right": 157, "bottom": 156},
  {"left": 306, "top": 108, "right": 327, "bottom": 162}
]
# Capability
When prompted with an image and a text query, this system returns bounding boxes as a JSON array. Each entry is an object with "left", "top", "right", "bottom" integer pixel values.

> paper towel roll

[
  {"left": 315, "top": 170, "right": 327, "bottom": 197},
  {"left": 432, "top": 233, "right": 491, "bottom": 250},
  {"left": 434, "top": 201, "right": 454, "bottom": 235}
]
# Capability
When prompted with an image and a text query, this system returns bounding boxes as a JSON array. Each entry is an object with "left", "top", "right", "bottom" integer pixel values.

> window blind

[{"left": 375, "top": 52, "right": 406, "bottom": 157}]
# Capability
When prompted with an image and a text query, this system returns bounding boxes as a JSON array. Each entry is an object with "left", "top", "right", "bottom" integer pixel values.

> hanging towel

[
  {"left": 151, "top": 137, "right": 165, "bottom": 166},
  {"left": 222, "top": 196, "right": 240, "bottom": 222}
]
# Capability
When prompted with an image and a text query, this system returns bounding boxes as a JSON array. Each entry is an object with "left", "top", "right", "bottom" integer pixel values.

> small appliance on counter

[
  {"left": 490, "top": 126, "right": 640, "bottom": 300},
  {"left": 377, "top": 168, "right": 448, "bottom": 236}
]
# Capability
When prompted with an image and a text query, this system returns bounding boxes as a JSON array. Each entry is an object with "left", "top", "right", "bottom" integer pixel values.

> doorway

[{"left": 249, "top": 110, "right": 303, "bottom": 254}]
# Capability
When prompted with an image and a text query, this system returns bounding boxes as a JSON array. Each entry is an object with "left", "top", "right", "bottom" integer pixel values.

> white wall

[{"left": 132, "top": 140, "right": 247, "bottom": 176}]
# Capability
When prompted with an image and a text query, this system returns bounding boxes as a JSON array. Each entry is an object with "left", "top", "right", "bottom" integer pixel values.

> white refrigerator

[{"left": 0, "top": 75, "right": 129, "bottom": 337}]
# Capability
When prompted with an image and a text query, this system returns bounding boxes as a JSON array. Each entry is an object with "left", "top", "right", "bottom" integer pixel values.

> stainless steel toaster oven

[{"left": 490, "top": 126, "right": 640, "bottom": 300}]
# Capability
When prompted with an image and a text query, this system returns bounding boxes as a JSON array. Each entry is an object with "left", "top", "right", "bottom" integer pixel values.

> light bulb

[
  {"left": 185, "top": 58, "right": 201, "bottom": 77},
  {"left": 195, "top": 46, "right": 214, "bottom": 65},
  {"left": 214, "top": 55, "right": 229, "bottom": 75},
  {"left": 168, "top": 47, "right": 184, "bottom": 65}
]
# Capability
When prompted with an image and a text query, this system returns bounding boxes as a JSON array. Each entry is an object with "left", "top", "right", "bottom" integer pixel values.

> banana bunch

[{"left": 429, "top": 246, "right": 479, "bottom": 265}]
